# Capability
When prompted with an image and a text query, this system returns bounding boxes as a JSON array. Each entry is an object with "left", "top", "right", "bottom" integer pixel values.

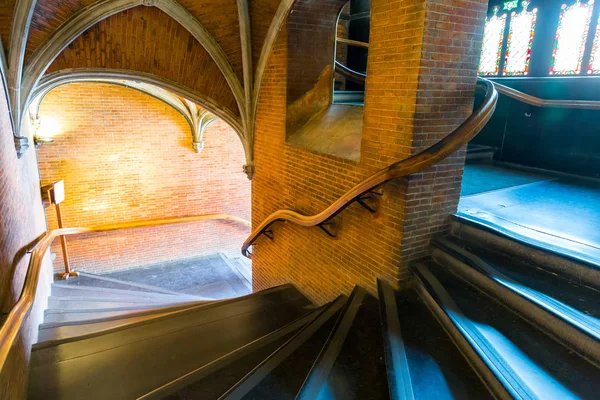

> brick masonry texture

[
  {"left": 251, "top": 0, "right": 487, "bottom": 305},
  {"left": 37, "top": 83, "right": 251, "bottom": 274},
  {"left": 27, "top": 0, "right": 245, "bottom": 84},
  {"left": 0, "top": 74, "right": 53, "bottom": 399},
  {"left": 402, "top": 0, "right": 488, "bottom": 263},
  {"left": 47, "top": 6, "right": 239, "bottom": 116},
  {"left": 286, "top": 0, "right": 346, "bottom": 105}
]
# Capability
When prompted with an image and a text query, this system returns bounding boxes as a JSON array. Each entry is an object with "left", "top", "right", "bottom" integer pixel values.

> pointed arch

[
  {"left": 21, "top": 0, "right": 246, "bottom": 136},
  {"left": 33, "top": 69, "right": 250, "bottom": 164}
]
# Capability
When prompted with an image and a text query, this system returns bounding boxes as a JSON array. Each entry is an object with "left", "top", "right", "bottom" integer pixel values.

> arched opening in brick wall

[
  {"left": 334, "top": 0, "right": 370, "bottom": 97},
  {"left": 33, "top": 82, "right": 252, "bottom": 298},
  {"left": 285, "top": 0, "right": 369, "bottom": 162}
]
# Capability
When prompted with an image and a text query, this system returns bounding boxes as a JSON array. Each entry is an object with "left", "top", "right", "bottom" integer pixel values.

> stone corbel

[
  {"left": 184, "top": 100, "right": 217, "bottom": 153},
  {"left": 243, "top": 162, "right": 254, "bottom": 180},
  {"left": 14, "top": 136, "right": 30, "bottom": 157}
]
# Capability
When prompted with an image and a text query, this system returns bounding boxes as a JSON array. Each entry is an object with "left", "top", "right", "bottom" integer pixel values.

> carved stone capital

[
  {"left": 243, "top": 163, "right": 255, "bottom": 180},
  {"left": 192, "top": 140, "right": 204, "bottom": 153},
  {"left": 14, "top": 136, "right": 30, "bottom": 158}
]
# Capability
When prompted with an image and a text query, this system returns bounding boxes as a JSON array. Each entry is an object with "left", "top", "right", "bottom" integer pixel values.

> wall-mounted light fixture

[
  {"left": 34, "top": 136, "right": 55, "bottom": 146},
  {"left": 33, "top": 116, "right": 61, "bottom": 147}
]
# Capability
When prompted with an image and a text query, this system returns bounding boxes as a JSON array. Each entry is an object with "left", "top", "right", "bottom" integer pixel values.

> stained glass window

[
  {"left": 588, "top": 16, "right": 600, "bottom": 74},
  {"left": 479, "top": 6, "right": 507, "bottom": 76},
  {"left": 504, "top": 1, "right": 538, "bottom": 75},
  {"left": 504, "top": 0, "right": 519, "bottom": 11},
  {"left": 550, "top": 0, "right": 594, "bottom": 75}
]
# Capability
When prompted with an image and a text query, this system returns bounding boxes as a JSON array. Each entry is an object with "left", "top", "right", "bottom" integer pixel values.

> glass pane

[
  {"left": 550, "top": 0, "right": 594, "bottom": 75},
  {"left": 479, "top": 6, "right": 507, "bottom": 76},
  {"left": 588, "top": 16, "right": 600, "bottom": 74},
  {"left": 504, "top": 1, "right": 538, "bottom": 76}
]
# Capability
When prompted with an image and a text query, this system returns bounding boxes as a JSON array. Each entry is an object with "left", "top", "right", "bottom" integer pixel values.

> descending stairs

[{"left": 28, "top": 230, "right": 600, "bottom": 399}]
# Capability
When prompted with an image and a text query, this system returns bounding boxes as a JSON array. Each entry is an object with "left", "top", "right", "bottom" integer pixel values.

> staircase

[{"left": 28, "top": 224, "right": 600, "bottom": 399}]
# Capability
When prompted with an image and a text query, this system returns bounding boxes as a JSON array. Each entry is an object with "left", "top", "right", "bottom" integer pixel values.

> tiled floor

[
  {"left": 101, "top": 253, "right": 252, "bottom": 299},
  {"left": 459, "top": 162, "right": 600, "bottom": 266}
]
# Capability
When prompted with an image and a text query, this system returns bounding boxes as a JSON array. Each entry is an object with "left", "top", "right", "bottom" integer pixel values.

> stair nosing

[
  {"left": 432, "top": 238, "right": 600, "bottom": 367},
  {"left": 377, "top": 279, "right": 415, "bottom": 400},
  {"left": 414, "top": 264, "right": 535, "bottom": 400},
  {"left": 51, "top": 284, "right": 202, "bottom": 301},
  {"left": 295, "top": 286, "right": 366, "bottom": 400},
  {"left": 219, "top": 296, "right": 347, "bottom": 400},
  {"left": 35, "top": 284, "right": 307, "bottom": 352}
]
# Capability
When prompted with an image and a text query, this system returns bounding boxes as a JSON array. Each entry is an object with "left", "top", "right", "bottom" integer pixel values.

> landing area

[{"left": 458, "top": 162, "right": 600, "bottom": 267}]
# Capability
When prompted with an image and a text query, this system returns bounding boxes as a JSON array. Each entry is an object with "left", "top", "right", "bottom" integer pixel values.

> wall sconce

[
  {"left": 33, "top": 116, "right": 61, "bottom": 147},
  {"left": 34, "top": 136, "right": 55, "bottom": 146}
]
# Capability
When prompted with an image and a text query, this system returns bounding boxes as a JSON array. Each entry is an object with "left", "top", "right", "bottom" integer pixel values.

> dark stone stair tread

[
  {"left": 51, "top": 284, "right": 198, "bottom": 301},
  {"left": 56, "top": 272, "right": 182, "bottom": 295},
  {"left": 41, "top": 284, "right": 309, "bottom": 325},
  {"left": 319, "top": 293, "right": 390, "bottom": 400},
  {"left": 34, "top": 285, "right": 312, "bottom": 357},
  {"left": 426, "top": 263, "right": 599, "bottom": 400},
  {"left": 38, "top": 312, "right": 177, "bottom": 343},
  {"left": 241, "top": 307, "right": 342, "bottom": 400},
  {"left": 49, "top": 295, "right": 188, "bottom": 304},
  {"left": 443, "top": 235, "right": 600, "bottom": 320},
  {"left": 164, "top": 333, "right": 296, "bottom": 400},
  {"left": 42, "top": 304, "right": 190, "bottom": 323},
  {"left": 28, "top": 297, "right": 311, "bottom": 399},
  {"left": 47, "top": 298, "right": 188, "bottom": 310},
  {"left": 395, "top": 288, "right": 490, "bottom": 399},
  {"left": 40, "top": 301, "right": 210, "bottom": 330}
]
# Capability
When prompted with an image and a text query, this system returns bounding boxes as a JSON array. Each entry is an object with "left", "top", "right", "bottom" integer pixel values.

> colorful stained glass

[
  {"left": 504, "top": 0, "right": 519, "bottom": 11},
  {"left": 550, "top": 0, "right": 594, "bottom": 75},
  {"left": 588, "top": 15, "right": 600, "bottom": 74},
  {"left": 479, "top": 6, "right": 507, "bottom": 76},
  {"left": 504, "top": 1, "right": 538, "bottom": 75}
]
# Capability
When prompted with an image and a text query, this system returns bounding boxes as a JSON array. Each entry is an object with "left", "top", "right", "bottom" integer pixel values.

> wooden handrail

[
  {"left": 0, "top": 213, "right": 249, "bottom": 371},
  {"left": 491, "top": 80, "right": 600, "bottom": 110},
  {"left": 89, "top": 214, "right": 251, "bottom": 231},
  {"left": 334, "top": 61, "right": 366, "bottom": 85},
  {"left": 336, "top": 38, "right": 369, "bottom": 48},
  {"left": 242, "top": 79, "right": 499, "bottom": 257}
]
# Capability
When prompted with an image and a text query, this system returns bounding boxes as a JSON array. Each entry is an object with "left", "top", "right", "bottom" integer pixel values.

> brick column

[
  {"left": 251, "top": 0, "right": 488, "bottom": 303},
  {"left": 400, "top": 0, "right": 488, "bottom": 265}
]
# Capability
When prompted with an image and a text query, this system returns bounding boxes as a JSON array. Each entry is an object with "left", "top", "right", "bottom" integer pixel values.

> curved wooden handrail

[
  {"left": 491, "top": 80, "right": 600, "bottom": 110},
  {"left": 0, "top": 213, "right": 249, "bottom": 371},
  {"left": 89, "top": 214, "right": 251, "bottom": 231},
  {"left": 336, "top": 38, "right": 369, "bottom": 48},
  {"left": 242, "top": 79, "right": 499, "bottom": 257},
  {"left": 334, "top": 61, "right": 366, "bottom": 85}
]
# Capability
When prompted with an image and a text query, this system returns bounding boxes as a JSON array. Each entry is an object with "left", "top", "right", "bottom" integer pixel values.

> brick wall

[
  {"left": 251, "top": 0, "right": 487, "bottom": 304},
  {"left": 37, "top": 82, "right": 250, "bottom": 274},
  {"left": 0, "top": 74, "right": 53, "bottom": 399},
  {"left": 401, "top": 0, "right": 488, "bottom": 263},
  {"left": 287, "top": 0, "right": 347, "bottom": 105},
  {"left": 46, "top": 6, "right": 239, "bottom": 116}
]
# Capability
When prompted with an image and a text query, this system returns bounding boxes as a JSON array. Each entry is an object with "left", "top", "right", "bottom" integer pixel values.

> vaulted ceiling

[{"left": 0, "top": 0, "right": 294, "bottom": 177}]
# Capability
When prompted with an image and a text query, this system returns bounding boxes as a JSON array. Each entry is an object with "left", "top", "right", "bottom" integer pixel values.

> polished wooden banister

[
  {"left": 490, "top": 80, "right": 600, "bottom": 110},
  {"left": 0, "top": 213, "right": 249, "bottom": 371},
  {"left": 334, "top": 61, "right": 366, "bottom": 85},
  {"left": 242, "top": 79, "right": 499, "bottom": 257},
  {"left": 336, "top": 38, "right": 369, "bottom": 48},
  {"left": 0, "top": 228, "right": 88, "bottom": 371},
  {"left": 89, "top": 214, "right": 251, "bottom": 231}
]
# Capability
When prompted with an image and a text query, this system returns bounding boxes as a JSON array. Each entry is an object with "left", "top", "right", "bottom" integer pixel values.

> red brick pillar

[
  {"left": 251, "top": 0, "right": 488, "bottom": 303},
  {"left": 399, "top": 0, "right": 488, "bottom": 265}
]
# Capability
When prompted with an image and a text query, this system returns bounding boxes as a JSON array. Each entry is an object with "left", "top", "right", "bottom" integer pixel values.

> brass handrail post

[
  {"left": 54, "top": 201, "right": 76, "bottom": 279},
  {"left": 41, "top": 180, "right": 77, "bottom": 280}
]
